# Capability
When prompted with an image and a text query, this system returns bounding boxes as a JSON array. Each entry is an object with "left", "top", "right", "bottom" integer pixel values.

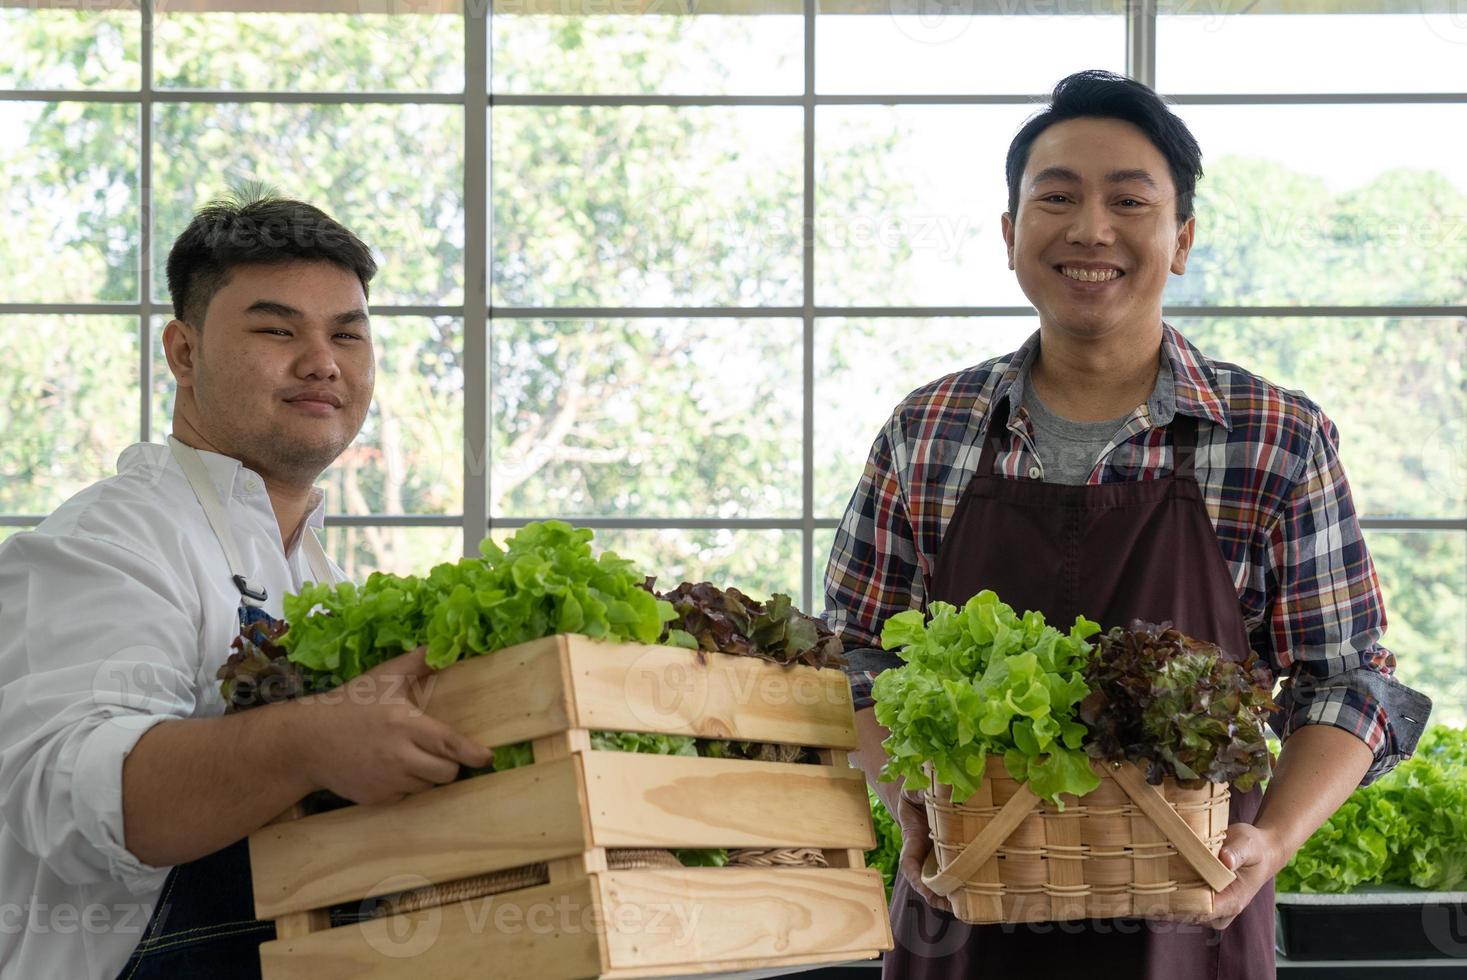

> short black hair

[
  {"left": 1005, "top": 70, "right": 1203, "bottom": 224},
  {"left": 165, "top": 194, "right": 377, "bottom": 328}
]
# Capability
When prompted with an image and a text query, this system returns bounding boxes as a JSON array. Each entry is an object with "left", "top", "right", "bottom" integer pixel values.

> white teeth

[{"left": 1060, "top": 266, "right": 1122, "bottom": 282}]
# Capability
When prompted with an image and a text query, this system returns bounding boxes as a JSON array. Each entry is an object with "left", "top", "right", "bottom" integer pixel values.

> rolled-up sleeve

[
  {"left": 0, "top": 532, "right": 199, "bottom": 892},
  {"left": 1263, "top": 408, "right": 1432, "bottom": 786},
  {"left": 822, "top": 411, "right": 922, "bottom": 712}
]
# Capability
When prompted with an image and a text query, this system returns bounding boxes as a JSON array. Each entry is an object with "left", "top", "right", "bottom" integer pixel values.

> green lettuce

[
  {"left": 1277, "top": 725, "right": 1467, "bottom": 893},
  {"left": 280, "top": 520, "right": 674, "bottom": 681},
  {"left": 872, "top": 591, "right": 1101, "bottom": 808}
]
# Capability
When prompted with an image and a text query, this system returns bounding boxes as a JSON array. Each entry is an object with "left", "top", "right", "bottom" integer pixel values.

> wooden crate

[{"left": 249, "top": 635, "right": 894, "bottom": 979}]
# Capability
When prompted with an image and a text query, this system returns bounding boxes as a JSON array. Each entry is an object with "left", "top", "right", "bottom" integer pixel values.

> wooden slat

[
  {"left": 258, "top": 877, "right": 605, "bottom": 980},
  {"left": 595, "top": 868, "right": 892, "bottom": 972},
  {"left": 814, "top": 748, "right": 868, "bottom": 869},
  {"left": 421, "top": 635, "right": 574, "bottom": 748},
  {"left": 531, "top": 729, "right": 613, "bottom": 894},
  {"left": 250, "top": 758, "right": 590, "bottom": 919},
  {"left": 600, "top": 950, "right": 885, "bottom": 979},
  {"left": 564, "top": 635, "right": 857, "bottom": 750},
  {"left": 582, "top": 752, "right": 876, "bottom": 850},
  {"left": 262, "top": 803, "right": 330, "bottom": 938}
]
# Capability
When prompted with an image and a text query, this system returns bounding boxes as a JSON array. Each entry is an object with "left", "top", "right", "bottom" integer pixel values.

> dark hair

[
  {"left": 165, "top": 194, "right": 377, "bottom": 328},
  {"left": 1005, "top": 70, "right": 1203, "bottom": 224}
]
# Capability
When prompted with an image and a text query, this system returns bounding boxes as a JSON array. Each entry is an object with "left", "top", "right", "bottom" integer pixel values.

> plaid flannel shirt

[{"left": 824, "top": 322, "right": 1431, "bottom": 786}]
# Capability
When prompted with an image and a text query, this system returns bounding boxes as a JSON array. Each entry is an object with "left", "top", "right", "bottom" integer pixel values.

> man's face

[
  {"left": 1002, "top": 117, "right": 1195, "bottom": 340},
  {"left": 164, "top": 260, "right": 375, "bottom": 484}
]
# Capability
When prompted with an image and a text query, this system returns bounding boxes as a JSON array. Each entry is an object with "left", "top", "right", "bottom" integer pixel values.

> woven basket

[{"left": 919, "top": 755, "right": 1236, "bottom": 925}]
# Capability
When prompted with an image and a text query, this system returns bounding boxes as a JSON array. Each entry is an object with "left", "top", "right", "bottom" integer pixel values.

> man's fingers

[
  {"left": 413, "top": 720, "right": 494, "bottom": 769},
  {"left": 403, "top": 746, "right": 462, "bottom": 786}
]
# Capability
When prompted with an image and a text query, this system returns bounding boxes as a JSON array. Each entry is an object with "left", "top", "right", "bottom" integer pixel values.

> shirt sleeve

[
  {"left": 0, "top": 532, "right": 201, "bottom": 893},
  {"left": 1262, "top": 407, "right": 1433, "bottom": 787},
  {"left": 822, "top": 409, "right": 923, "bottom": 713}
]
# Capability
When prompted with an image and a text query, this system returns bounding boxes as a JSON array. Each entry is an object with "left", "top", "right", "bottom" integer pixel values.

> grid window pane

[
  {"left": 817, "top": 106, "right": 1032, "bottom": 307},
  {"left": 153, "top": 103, "right": 465, "bottom": 307},
  {"left": 1158, "top": 12, "right": 1467, "bottom": 95},
  {"left": 492, "top": 319, "right": 802, "bottom": 519},
  {"left": 0, "top": 316, "right": 139, "bottom": 515},
  {"left": 0, "top": 4, "right": 141, "bottom": 90},
  {"left": 319, "top": 525, "right": 464, "bottom": 580},
  {"left": 812, "top": 526, "right": 836, "bottom": 618},
  {"left": 154, "top": 9, "right": 464, "bottom": 92},
  {"left": 1168, "top": 105, "right": 1467, "bottom": 307},
  {"left": 576, "top": 527, "right": 803, "bottom": 603},
  {"left": 1365, "top": 529, "right": 1467, "bottom": 731},
  {"left": 1176, "top": 318, "right": 1466, "bottom": 521},
  {"left": 0, "top": 102, "right": 139, "bottom": 303},
  {"left": 816, "top": 11, "right": 1125, "bottom": 95},
  {"left": 491, "top": 107, "right": 802, "bottom": 307},
  {"left": 492, "top": 14, "right": 802, "bottom": 95},
  {"left": 150, "top": 316, "right": 464, "bottom": 517},
  {"left": 814, "top": 317, "right": 1038, "bottom": 518}
]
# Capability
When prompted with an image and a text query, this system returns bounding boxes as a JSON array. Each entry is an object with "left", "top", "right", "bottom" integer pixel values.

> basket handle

[
  {"left": 918, "top": 760, "right": 1238, "bottom": 899},
  {"left": 920, "top": 781, "right": 1039, "bottom": 897},
  {"left": 1108, "top": 760, "right": 1237, "bottom": 892}
]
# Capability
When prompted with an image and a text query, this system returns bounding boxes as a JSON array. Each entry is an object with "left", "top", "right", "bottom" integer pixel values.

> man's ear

[
  {"left": 1171, "top": 214, "right": 1196, "bottom": 276},
  {"left": 162, "top": 319, "right": 199, "bottom": 387},
  {"left": 1001, "top": 211, "right": 1016, "bottom": 270}
]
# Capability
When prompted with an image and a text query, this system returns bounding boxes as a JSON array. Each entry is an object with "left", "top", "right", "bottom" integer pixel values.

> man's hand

[
  {"left": 1178, "top": 822, "right": 1288, "bottom": 931},
  {"left": 896, "top": 787, "right": 952, "bottom": 913},
  {"left": 295, "top": 646, "right": 493, "bottom": 806}
]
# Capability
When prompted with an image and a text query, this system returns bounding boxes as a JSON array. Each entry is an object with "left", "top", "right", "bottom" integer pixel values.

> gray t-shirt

[{"left": 1020, "top": 358, "right": 1169, "bottom": 484}]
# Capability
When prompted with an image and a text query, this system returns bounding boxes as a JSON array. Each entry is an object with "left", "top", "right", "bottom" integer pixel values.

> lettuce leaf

[
  {"left": 872, "top": 591, "right": 1101, "bottom": 808},
  {"left": 279, "top": 520, "right": 674, "bottom": 682},
  {"left": 1278, "top": 725, "right": 1467, "bottom": 893}
]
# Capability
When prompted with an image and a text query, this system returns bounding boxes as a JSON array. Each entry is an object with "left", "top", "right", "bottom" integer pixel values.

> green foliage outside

[{"left": 0, "top": 12, "right": 1461, "bottom": 729}]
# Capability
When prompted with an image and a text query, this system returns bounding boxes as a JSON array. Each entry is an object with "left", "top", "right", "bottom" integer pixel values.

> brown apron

[{"left": 883, "top": 399, "right": 1275, "bottom": 980}]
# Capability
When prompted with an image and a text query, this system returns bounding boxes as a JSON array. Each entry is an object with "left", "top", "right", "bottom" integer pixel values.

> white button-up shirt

[{"left": 0, "top": 442, "right": 346, "bottom": 980}]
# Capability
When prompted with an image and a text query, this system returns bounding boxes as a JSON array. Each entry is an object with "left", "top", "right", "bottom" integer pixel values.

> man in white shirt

[{"left": 0, "top": 197, "right": 492, "bottom": 979}]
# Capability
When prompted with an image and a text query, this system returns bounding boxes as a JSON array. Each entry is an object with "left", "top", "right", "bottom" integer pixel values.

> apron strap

[
  {"left": 302, "top": 526, "right": 333, "bottom": 584},
  {"left": 1169, "top": 412, "right": 1199, "bottom": 481},
  {"left": 168, "top": 436, "right": 268, "bottom": 604},
  {"left": 976, "top": 396, "right": 1012, "bottom": 477}
]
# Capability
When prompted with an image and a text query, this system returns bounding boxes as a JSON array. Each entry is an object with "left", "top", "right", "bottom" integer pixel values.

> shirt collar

[
  {"left": 984, "top": 321, "right": 1231, "bottom": 433},
  {"left": 118, "top": 439, "right": 329, "bottom": 528}
]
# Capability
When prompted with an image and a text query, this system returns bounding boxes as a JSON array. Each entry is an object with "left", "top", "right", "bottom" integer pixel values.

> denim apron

[
  {"left": 114, "top": 439, "right": 334, "bottom": 980},
  {"left": 883, "top": 402, "right": 1276, "bottom": 980}
]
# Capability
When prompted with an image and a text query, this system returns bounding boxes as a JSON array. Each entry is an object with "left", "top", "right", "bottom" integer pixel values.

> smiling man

[
  {"left": 0, "top": 197, "right": 491, "bottom": 979},
  {"left": 827, "top": 71, "right": 1431, "bottom": 980}
]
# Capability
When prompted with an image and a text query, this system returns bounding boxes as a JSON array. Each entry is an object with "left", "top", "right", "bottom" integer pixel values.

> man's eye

[
  {"left": 336, "top": 333, "right": 365, "bottom": 341},
  {"left": 1043, "top": 194, "right": 1069, "bottom": 203},
  {"left": 1118, "top": 198, "right": 1142, "bottom": 207},
  {"left": 260, "top": 328, "right": 290, "bottom": 336}
]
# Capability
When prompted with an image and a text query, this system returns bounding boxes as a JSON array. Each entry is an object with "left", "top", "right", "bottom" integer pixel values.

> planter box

[
  {"left": 248, "top": 634, "right": 894, "bottom": 979},
  {"left": 1275, "top": 887, "right": 1467, "bottom": 961}
]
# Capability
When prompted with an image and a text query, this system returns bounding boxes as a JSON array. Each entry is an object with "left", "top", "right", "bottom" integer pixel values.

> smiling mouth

[{"left": 1055, "top": 265, "right": 1124, "bottom": 283}]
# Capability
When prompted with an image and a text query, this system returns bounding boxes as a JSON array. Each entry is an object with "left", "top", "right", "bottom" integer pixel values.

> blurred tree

[{"left": 0, "top": 11, "right": 1460, "bottom": 722}]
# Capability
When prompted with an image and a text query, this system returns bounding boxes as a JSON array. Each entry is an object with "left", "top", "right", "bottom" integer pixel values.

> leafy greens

[{"left": 873, "top": 591, "right": 1101, "bottom": 807}]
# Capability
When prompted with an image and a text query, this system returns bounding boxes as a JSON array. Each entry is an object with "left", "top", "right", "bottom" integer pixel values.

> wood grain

[
  {"left": 595, "top": 868, "right": 892, "bottom": 972},
  {"left": 251, "top": 759, "right": 590, "bottom": 919},
  {"left": 564, "top": 637, "right": 857, "bottom": 749},
  {"left": 581, "top": 752, "right": 875, "bottom": 850},
  {"left": 258, "top": 877, "right": 605, "bottom": 980}
]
